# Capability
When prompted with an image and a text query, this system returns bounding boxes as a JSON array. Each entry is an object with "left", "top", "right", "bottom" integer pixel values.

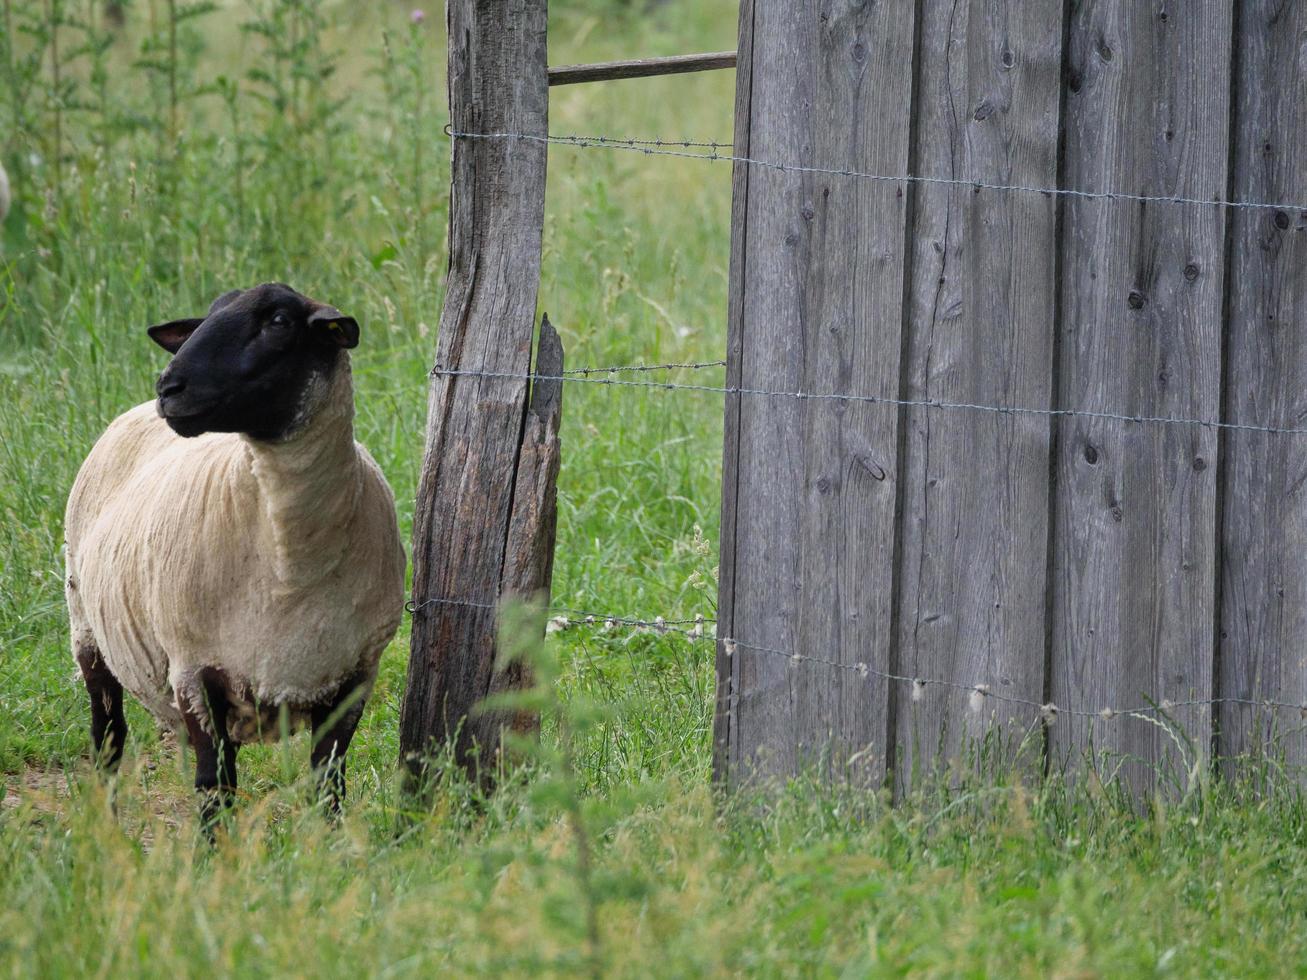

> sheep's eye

[{"left": 269, "top": 311, "right": 291, "bottom": 328}]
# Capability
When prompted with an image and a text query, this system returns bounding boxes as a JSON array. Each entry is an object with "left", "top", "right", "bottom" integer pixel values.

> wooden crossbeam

[{"left": 548, "top": 50, "right": 736, "bottom": 86}]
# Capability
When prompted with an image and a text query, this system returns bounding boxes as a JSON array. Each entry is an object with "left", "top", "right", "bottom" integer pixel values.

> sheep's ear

[
  {"left": 208, "top": 289, "right": 243, "bottom": 315},
  {"left": 308, "top": 306, "right": 359, "bottom": 349},
  {"left": 147, "top": 318, "right": 204, "bottom": 354}
]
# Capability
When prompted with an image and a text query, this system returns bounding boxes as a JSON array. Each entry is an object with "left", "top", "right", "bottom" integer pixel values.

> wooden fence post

[
  {"left": 1219, "top": 0, "right": 1307, "bottom": 771},
  {"left": 401, "top": 0, "right": 552, "bottom": 782},
  {"left": 714, "top": 0, "right": 917, "bottom": 789}
]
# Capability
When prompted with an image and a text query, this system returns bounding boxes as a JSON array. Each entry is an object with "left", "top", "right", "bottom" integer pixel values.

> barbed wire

[
  {"left": 427, "top": 131, "right": 1307, "bottom": 733},
  {"left": 563, "top": 359, "right": 725, "bottom": 376},
  {"left": 432, "top": 364, "right": 1307, "bottom": 437},
  {"left": 552, "top": 133, "right": 732, "bottom": 151},
  {"left": 406, "top": 594, "right": 1307, "bottom": 726},
  {"left": 405, "top": 594, "right": 716, "bottom": 632},
  {"left": 448, "top": 129, "right": 1307, "bottom": 214},
  {"left": 722, "top": 636, "right": 1307, "bottom": 723}
]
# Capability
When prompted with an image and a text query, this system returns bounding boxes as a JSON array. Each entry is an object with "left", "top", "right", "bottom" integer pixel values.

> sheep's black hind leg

[
  {"left": 310, "top": 671, "right": 367, "bottom": 815},
  {"left": 179, "top": 669, "right": 238, "bottom": 835},
  {"left": 76, "top": 645, "right": 127, "bottom": 772}
]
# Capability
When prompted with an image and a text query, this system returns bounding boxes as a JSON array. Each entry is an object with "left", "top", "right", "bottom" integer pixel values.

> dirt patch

[{"left": 3, "top": 738, "right": 191, "bottom": 847}]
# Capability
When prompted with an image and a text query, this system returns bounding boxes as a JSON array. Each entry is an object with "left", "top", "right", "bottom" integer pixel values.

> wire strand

[
  {"left": 431, "top": 365, "right": 1307, "bottom": 437},
  {"left": 449, "top": 130, "right": 1307, "bottom": 214},
  {"left": 563, "top": 359, "right": 725, "bottom": 376},
  {"left": 405, "top": 595, "right": 716, "bottom": 628},
  {"left": 406, "top": 595, "right": 1307, "bottom": 724}
]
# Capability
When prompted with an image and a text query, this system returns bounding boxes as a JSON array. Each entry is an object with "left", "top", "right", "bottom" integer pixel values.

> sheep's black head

[{"left": 149, "top": 282, "right": 359, "bottom": 440}]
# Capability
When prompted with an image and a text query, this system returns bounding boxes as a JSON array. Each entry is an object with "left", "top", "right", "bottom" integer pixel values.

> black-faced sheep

[{"left": 64, "top": 283, "right": 405, "bottom": 827}]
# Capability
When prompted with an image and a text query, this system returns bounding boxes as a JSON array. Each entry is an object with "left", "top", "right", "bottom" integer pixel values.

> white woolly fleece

[{"left": 64, "top": 356, "right": 406, "bottom": 743}]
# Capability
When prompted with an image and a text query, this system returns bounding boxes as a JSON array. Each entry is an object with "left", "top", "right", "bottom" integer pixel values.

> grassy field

[{"left": 3, "top": 2, "right": 1307, "bottom": 976}]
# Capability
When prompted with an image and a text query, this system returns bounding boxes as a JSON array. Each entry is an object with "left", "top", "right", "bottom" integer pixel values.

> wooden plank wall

[
  {"left": 1219, "top": 0, "right": 1307, "bottom": 771},
  {"left": 719, "top": 0, "right": 1307, "bottom": 793}
]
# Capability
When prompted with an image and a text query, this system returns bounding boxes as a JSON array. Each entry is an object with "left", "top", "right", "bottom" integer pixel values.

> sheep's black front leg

[
  {"left": 76, "top": 644, "right": 128, "bottom": 772},
  {"left": 310, "top": 671, "right": 367, "bottom": 815},
  {"left": 179, "top": 669, "right": 238, "bottom": 834}
]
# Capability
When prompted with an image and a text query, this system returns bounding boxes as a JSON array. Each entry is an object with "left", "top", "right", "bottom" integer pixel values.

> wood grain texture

[
  {"left": 492, "top": 316, "right": 564, "bottom": 740},
  {"left": 548, "top": 51, "right": 736, "bottom": 86},
  {"left": 1218, "top": 0, "right": 1307, "bottom": 770},
  {"left": 401, "top": 0, "right": 549, "bottom": 780},
  {"left": 716, "top": 0, "right": 916, "bottom": 789},
  {"left": 1049, "top": 0, "right": 1231, "bottom": 792},
  {"left": 503, "top": 316, "right": 564, "bottom": 606},
  {"left": 893, "top": 0, "right": 1064, "bottom": 792}
]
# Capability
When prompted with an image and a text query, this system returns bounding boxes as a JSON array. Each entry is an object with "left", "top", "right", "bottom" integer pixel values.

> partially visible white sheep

[
  {"left": 65, "top": 283, "right": 405, "bottom": 826},
  {"left": 0, "top": 161, "right": 10, "bottom": 224}
]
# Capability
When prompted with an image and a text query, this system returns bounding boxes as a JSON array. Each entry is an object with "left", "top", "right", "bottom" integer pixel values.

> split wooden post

[
  {"left": 714, "top": 0, "right": 916, "bottom": 789},
  {"left": 401, "top": 0, "right": 554, "bottom": 782}
]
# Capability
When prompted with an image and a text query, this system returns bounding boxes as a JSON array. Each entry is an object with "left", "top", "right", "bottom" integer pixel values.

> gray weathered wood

[
  {"left": 491, "top": 315, "right": 564, "bottom": 741},
  {"left": 548, "top": 51, "right": 736, "bottom": 87},
  {"left": 712, "top": 0, "right": 754, "bottom": 783},
  {"left": 715, "top": 0, "right": 916, "bottom": 790},
  {"left": 894, "top": 0, "right": 1064, "bottom": 793},
  {"left": 1218, "top": 0, "right": 1307, "bottom": 772},
  {"left": 1049, "top": 1, "right": 1231, "bottom": 793},
  {"left": 401, "top": 0, "right": 549, "bottom": 781}
]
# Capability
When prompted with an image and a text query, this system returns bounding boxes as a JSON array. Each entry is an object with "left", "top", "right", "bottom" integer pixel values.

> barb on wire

[
  {"left": 431, "top": 365, "right": 1307, "bottom": 438},
  {"left": 448, "top": 130, "right": 1307, "bottom": 214}
]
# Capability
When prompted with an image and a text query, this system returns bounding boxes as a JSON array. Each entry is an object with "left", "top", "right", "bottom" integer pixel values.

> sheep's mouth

[{"left": 157, "top": 399, "right": 216, "bottom": 437}]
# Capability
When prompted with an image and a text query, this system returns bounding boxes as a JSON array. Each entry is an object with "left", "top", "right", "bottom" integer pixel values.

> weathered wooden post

[
  {"left": 1219, "top": 0, "right": 1307, "bottom": 771},
  {"left": 714, "top": 0, "right": 916, "bottom": 789},
  {"left": 401, "top": 0, "right": 554, "bottom": 781}
]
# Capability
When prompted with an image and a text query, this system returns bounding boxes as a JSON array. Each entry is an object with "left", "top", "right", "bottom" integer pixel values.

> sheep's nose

[{"left": 156, "top": 373, "right": 186, "bottom": 398}]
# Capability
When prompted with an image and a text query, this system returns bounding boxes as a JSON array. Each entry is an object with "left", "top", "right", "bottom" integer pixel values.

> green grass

[{"left": 3, "top": 2, "right": 1307, "bottom": 976}]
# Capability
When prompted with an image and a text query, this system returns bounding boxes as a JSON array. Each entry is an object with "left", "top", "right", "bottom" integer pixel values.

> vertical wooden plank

[
  {"left": 711, "top": 0, "right": 754, "bottom": 784},
  {"left": 1050, "top": 1, "right": 1231, "bottom": 793},
  {"left": 1218, "top": 0, "right": 1307, "bottom": 771},
  {"left": 716, "top": 0, "right": 916, "bottom": 789},
  {"left": 401, "top": 0, "right": 549, "bottom": 780},
  {"left": 894, "top": 0, "right": 1064, "bottom": 792}
]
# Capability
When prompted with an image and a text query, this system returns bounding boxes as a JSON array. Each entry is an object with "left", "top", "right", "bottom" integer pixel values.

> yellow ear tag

[{"left": 328, "top": 323, "right": 341, "bottom": 333}]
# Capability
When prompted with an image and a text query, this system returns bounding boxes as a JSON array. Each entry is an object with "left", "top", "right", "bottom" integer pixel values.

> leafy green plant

[
  {"left": 133, "top": 0, "right": 219, "bottom": 158},
  {"left": 481, "top": 600, "right": 613, "bottom": 976},
  {"left": 377, "top": 13, "right": 437, "bottom": 263}
]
